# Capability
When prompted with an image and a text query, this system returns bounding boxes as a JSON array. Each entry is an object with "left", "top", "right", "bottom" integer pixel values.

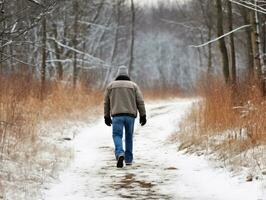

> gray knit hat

[{"left": 116, "top": 65, "right": 129, "bottom": 77}]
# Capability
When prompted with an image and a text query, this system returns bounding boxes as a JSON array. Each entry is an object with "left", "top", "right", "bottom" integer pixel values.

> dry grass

[
  {"left": 176, "top": 75, "right": 266, "bottom": 171},
  {"left": 40, "top": 82, "right": 102, "bottom": 120},
  {"left": 0, "top": 73, "right": 102, "bottom": 199},
  {"left": 144, "top": 86, "right": 182, "bottom": 100},
  {"left": 0, "top": 73, "right": 101, "bottom": 153}
]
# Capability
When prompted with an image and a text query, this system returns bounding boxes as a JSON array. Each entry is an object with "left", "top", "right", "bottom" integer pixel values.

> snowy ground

[{"left": 42, "top": 99, "right": 266, "bottom": 200}]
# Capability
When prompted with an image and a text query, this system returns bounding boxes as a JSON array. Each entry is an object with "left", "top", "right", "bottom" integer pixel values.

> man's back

[{"left": 104, "top": 80, "right": 146, "bottom": 118}]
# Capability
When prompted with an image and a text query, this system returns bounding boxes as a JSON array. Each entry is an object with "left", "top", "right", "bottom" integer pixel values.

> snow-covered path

[{"left": 43, "top": 99, "right": 264, "bottom": 200}]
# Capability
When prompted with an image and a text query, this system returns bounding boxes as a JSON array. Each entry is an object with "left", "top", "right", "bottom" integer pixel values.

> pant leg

[
  {"left": 124, "top": 116, "right": 135, "bottom": 163},
  {"left": 112, "top": 116, "right": 125, "bottom": 159}
]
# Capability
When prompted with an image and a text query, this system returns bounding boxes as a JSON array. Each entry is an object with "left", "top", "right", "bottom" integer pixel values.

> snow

[{"left": 42, "top": 99, "right": 266, "bottom": 200}]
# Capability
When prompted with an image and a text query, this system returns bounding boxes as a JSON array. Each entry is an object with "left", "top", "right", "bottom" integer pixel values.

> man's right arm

[
  {"left": 104, "top": 86, "right": 111, "bottom": 117},
  {"left": 135, "top": 85, "right": 146, "bottom": 126}
]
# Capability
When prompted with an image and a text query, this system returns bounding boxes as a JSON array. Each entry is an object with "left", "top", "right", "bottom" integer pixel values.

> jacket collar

[{"left": 115, "top": 75, "right": 131, "bottom": 81}]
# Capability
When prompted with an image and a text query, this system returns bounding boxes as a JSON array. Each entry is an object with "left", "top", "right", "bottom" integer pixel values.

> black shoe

[
  {"left": 117, "top": 156, "right": 124, "bottom": 168},
  {"left": 125, "top": 162, "right": 132, "bottom": 166}
]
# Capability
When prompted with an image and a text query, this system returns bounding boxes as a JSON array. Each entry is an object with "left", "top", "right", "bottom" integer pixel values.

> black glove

[
  {"left": 139, "top": 115, "right": 147, "bottom": 126},
  {"left": 104, "top": 116, "right": 112, "bottom": 126}
]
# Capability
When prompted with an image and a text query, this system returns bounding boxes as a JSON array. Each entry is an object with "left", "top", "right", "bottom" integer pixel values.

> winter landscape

[{"left": 0, "top": 0, "right": 266, "bottom": 200}]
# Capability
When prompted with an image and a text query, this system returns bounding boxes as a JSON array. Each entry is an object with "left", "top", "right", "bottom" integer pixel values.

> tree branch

[
  {"left": 27, "top": 0, "right": 44, "bottom": 7},
  {"left": 230, "top": 0, "right": 266, "bottom": 15},
  {"left": 47, "top": 37, "right": 108, "bottom": 65},
  {"left": 190, "top": 24, "right": 251, "bottom": 48}
]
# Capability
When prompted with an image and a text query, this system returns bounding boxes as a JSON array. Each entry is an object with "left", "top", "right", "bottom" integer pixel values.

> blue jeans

[{"left": 112, "top": 116, "right": 135, "bottom": 163}]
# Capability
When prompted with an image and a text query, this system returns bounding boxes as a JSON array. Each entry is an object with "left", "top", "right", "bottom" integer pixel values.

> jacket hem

[{"left": 112, "top": 113, "right": 136, "bottom": 118}]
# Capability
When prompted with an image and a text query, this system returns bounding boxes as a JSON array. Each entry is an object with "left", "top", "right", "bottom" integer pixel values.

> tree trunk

[
  {"left": 241, "top": 8, "right": 254, "bottom": 79},
  {"left": 216, "top": 0, "right": 230, "bottom": 83},
  {"left": 253, "top": 0, "right": 266, "bottom": 95},
  {"left": 254, "top": 0, "right": 265, "bottom": 77},
  {"left": 207, "top": 27, "right": 212, "bottom": 74},
  {"left": 128, "top": 0, "right": 135, "bottom": 76},
  {"left": 250, "top": 9, "right": 261, "bottom": 79},
  {"left": 0, "top": 0, "right": 5, "bottom": 73},
  {"left": 41, "top": 16, "right": 47, "bottom": 100},
  {"left": 250, "top": 0, "right": 266, "bottom": 95},
  {"left": 73, "top": 0, "right": 79, "bottom": 88},
  {"left": 52, "top": 23, "right": 63, "bottom": 80},
  {"left": 228, "top": 1, "right": 236, "bottom": 85},
  {"left": 102, "top": 0, "right": 122, "bottom": 89},
  {"left": 199, "top": 0, "right": 213, "bottom": 74},
  {"left": 263, "top": 16, "right": 266, "bottom": 95},
  {"left": 110, "top": 0, "right": 121, "bottom": 64}
]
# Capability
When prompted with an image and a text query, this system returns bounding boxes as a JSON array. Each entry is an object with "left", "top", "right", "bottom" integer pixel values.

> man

[{"left": 104, "top": 66, "right": 146, "bottom": 168}]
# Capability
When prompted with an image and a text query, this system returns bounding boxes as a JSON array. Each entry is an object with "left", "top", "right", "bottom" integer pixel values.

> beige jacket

[{"left": 104, "top": 80, "right": 146, "bottom": 118}]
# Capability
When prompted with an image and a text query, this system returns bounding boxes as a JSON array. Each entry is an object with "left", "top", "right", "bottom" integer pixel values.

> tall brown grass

[
  {"left": 144, "top": 86, "right": 182, "bottom": 100},
  {"left": 0, "top": 73, "right": 102, "bottom": 199},
  {"left": 177, "top": 75, "right": 266, "bottom": 157},
  {"left": 1, "top": 73, "right": 102, "bottom": 153}
]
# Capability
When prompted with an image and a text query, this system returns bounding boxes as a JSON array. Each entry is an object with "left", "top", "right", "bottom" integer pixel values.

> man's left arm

[{"left": 104, "top": 86, "right": 112, "bottom": 126}]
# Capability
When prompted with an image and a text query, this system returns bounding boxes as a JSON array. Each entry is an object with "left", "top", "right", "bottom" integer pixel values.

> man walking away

[{"left": 104, "top": 66, "right": 147, "bottom": 168}]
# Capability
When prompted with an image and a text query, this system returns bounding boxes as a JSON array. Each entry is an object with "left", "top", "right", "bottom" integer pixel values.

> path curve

[{"left": 43, "top": 99, "right": 263, "bottom": 200}]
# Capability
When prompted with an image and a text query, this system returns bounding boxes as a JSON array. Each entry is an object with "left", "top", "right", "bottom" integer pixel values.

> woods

[
  {"left": 1, "top": 0, "right": 266, "bottom": 199},
  {"left": 189, "top": 0, "right": 266, "bottom": 92},
  {"left": 0, "top": 0, "right": 139, "bottom": 88},
  {"left": 0, "top": 0, "right": 199, "bottom": 90},
  {"left": 176, "top": 0, "right": 266, "bottom": 190},
  {"left": 7, "top": 0, "right": 266, "bottom": 90}
]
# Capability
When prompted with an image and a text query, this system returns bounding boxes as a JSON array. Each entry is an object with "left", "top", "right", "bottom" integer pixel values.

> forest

[{"left": 0, "top": 0, "right": 266, "bottom": 199}]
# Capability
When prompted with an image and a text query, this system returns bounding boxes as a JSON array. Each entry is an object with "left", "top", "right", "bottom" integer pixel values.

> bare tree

[
  {"left": 128, "top": 0, "right": 135, "bottom": 75},
  {"left": 216, "top": 0, "right": 230, "bottom": 83},
  {"left": 73, "top": 0, "right": 79, "bottom": 88},
  {"left": 228, "top": 0, "right": 236, "bottom": 84},
  {"left": 0, "top": 0, "right": 5, "bottom": 72},
  {"left": 252, "top": 0, "right": 266, "bottom": 94},
  {"left": 199, "top": 0, "right": 214, "bottom": 74},
  {"left": 41, "top": 15, "right": 47, "bottom": 99},
  {"left": 52, "top": 23, "right": 63, "bottom": 80},
  {"left": 239, "top": 7, "right": 254, "bottom": 79},
  {"left": 102, "top": 0, "right": 123, "bottom": 89}
]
